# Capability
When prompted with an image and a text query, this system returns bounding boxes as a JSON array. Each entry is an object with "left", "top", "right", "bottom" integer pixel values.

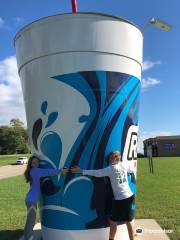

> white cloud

[
  {"left": 142, "top": 60, "right": 161, "bottom": 71},
  {"left": 138, "top": 130, "right": 173, "bottom": 153},
  {"left": 0, "top": 56, "right": 26, "bottom": 126},
  {"left": 0, "top": 17, "right": 5, "bottom": 28},
  {"left": 0, "top": 17, "right": 10, "bottom": 30},
  {"left": 141, "top": 77, "right": 161, "bottom": 89},
  {"left": 13, "top": 17, "right": 24, "bottom": 25},
  {"left": 141, "top": 59, "right": 161, "bottom": 89}
]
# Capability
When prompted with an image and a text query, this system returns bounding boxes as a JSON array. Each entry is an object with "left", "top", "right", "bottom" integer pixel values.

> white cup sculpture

[{"left": 15, "top": 13, "right": 143, "bottom": 240}]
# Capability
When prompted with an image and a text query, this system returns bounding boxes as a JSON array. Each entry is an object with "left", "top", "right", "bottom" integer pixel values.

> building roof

[{"left": 143, "top": 135, "right": 180, "bottom": 143}]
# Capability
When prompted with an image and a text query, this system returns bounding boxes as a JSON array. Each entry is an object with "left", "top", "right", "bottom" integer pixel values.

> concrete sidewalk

[
  {"left": 134, "top": 219, "right": 170, "bottom": 239},
  {"left": 20, "top": 219, "right": 170, "bottom": 240},
  {"left": 0, "top": 164, "right": 26, "bottom": 180}
]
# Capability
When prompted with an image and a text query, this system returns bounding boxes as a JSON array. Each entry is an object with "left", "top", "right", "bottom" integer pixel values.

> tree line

[{"left": 0, "top": 118, "right": 30, "bottom": 154}]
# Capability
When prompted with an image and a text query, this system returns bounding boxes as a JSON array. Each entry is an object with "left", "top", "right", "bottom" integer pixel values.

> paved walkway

[
  {"left": 0, "top": 164, "right": 26, "bottom": 180},
  {"left": 134, "top": 219, "right": 170, "bottom": 239},
  {"left": 20, "top": 219, "right": 170, "bottom": 240}
]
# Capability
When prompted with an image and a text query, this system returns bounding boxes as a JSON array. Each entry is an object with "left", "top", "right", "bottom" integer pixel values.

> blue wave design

[
  {"left": 40, "top": 131, "right": 62, "bottom": 169},
  {"left": 87, "top": 76, "right": 139, "bottom": 168},
  {"left": 52, "top": 73, "right": 98, "bottom": 169},
  {"left": 45, "top": 112, "right": 58, "bottom": 128},
  {"left": 39, "top": 71, "right": 140, "bottom": 230},
  {"left": 105, "top": 83, "right": 140, "bottom": 156},
  {"left": 41, "top": 101, "right": 48, "bottom": 115},
  {"left": 62, "top": 177, "right": 96, "bottom": 223}
]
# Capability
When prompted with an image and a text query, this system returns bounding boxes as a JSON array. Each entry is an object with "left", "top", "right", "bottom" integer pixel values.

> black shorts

[{"left": 110, "top": 195, "right": 135, "bottom": 222}]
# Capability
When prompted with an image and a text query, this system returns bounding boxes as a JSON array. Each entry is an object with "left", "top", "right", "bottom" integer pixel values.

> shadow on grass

[
  {"left": 10, "top": 163, "right": 27, "bottom": 165},
  {"left": 0, "top": 229, "right": 23, "bottom": 240}
]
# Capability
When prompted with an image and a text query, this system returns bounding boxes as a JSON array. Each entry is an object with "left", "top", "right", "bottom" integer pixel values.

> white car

[{"left": 16, "top": 157, "right": 28, "bottom": 164}]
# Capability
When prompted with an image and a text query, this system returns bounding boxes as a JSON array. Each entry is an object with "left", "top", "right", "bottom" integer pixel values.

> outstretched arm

[
  {"left": 34, "top": 167, "right": 68, "bottom": 177},
  {"left": 71, "top": 166, "right": 111, "bottom": 177}
]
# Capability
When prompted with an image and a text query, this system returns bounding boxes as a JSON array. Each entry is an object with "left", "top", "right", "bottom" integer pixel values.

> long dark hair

[{"left": 24, "top": 155, "right": 39, "bottom": 184}]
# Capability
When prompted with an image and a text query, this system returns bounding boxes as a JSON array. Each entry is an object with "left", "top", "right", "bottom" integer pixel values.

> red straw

[{"left": 71, "top": 0, "right": 78, "bottom": 13}]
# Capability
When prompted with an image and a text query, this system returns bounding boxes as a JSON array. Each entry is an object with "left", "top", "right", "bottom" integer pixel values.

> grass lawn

[
  {"left": 136, "top": 157, "right": 180, "bottom": 240},
  {"left": 0, "top": 175, "right": 40, "bottom": 240},
  {"left": 0, "top": 154, "right": 30, "bottom": 167},
  {"left": 0, "top": 175, "right": 28, "bottom": 240},
  {"left": 0, "top": 156, "right": 179, "bottom": 240}
]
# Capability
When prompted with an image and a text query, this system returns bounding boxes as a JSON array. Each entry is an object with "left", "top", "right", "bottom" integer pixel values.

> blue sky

[{"left": 0, "top": 0, "right": 179, "bottom": 152}]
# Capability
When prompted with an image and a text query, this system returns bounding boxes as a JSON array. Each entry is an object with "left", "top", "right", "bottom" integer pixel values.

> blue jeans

[{"left": 24, "top": 201, "right": 37, "bottom": 240}]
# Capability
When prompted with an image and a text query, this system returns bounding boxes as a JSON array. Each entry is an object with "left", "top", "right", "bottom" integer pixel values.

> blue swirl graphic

[{"left": 33, "top": 71, "right": 141, "bottom": 230}]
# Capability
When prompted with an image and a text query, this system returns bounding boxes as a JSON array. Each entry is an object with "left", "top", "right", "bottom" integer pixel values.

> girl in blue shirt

[{"left": 24, "top": 155, "right": 68, "bottom": 240}]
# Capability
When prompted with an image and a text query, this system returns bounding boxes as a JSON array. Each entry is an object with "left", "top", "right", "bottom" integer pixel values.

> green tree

[
  {"left": 10, "top": 118, "right": 25, "bottom": 128},
  {"left": 0, "top": 119, "right": 30, "bottom": 154},
  {"left": 0, "top": 126, "right": 14, "bottom": 154}
]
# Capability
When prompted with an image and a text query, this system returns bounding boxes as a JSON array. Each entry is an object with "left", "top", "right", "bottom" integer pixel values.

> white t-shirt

[{"left": 83, "top": 161, "right": 135, "bottom": 200}]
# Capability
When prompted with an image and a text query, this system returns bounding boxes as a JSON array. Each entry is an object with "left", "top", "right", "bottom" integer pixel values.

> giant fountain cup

[{"left": 15, "top": 13, "right": 143, "bottom": 240}]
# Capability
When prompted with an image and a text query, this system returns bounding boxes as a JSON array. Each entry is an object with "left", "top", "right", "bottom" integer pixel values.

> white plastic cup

[{"left": 15, "top": 13, "right": 143, "bottom": 240}]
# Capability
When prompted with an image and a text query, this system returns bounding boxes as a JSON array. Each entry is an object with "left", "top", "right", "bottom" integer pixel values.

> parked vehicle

[{"left": 16, "top": 157, "right": 28, "bottom": 164}]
